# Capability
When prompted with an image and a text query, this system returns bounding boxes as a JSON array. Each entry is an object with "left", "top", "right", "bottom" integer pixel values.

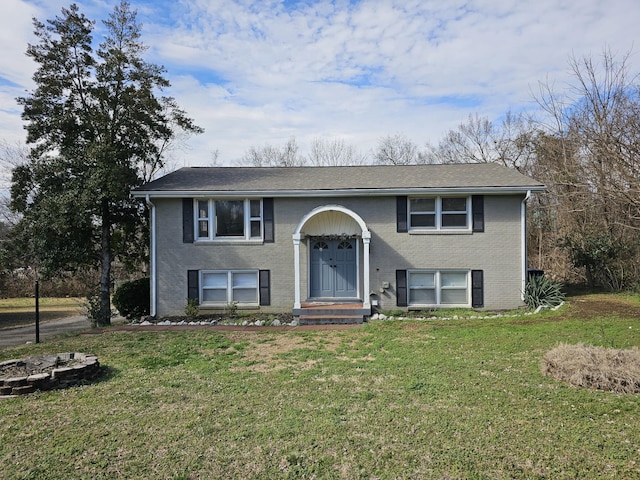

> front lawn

[{"left": 1, "top": 294, "right": 639, "bottom": 479}]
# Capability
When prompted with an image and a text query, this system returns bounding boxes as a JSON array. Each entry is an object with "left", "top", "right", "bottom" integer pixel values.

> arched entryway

[{"left": 292, "top": 205, "right": 371, "bottom": 310}]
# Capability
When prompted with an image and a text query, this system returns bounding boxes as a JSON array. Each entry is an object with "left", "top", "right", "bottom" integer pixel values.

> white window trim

[
  {"left": 200, "top": 270, "right": 259, "bottom": 306},
  {"left": 407, "top": 269, "right": 471, "bottom": 307},
  {"left": 408, "top": 196, "right": 472, "bottom": 232},
  {"left": 194, "top": 199, "right": 263, "bottom": 242}
]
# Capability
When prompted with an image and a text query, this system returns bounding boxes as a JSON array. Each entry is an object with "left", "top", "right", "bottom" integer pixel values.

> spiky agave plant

[{"left": 524, "top": 274, "right": 565, "bottom": 309}]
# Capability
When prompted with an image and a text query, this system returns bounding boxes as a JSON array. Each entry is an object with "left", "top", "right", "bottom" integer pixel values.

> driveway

[{"left": 0, "top": 316, "right": 93, "bottom": 348}]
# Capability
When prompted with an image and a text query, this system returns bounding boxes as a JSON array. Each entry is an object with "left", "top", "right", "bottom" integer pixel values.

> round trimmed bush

[{"left": 113, "top": 277, "right": 150, "bottom": 320}]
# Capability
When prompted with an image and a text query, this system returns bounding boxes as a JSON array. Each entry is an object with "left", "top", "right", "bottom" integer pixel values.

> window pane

[
  {"left": 202, "top": 273, "right": 227, "bottom": 288},
  {"left": 409, "top": 288, "right": 436, "bottom": 304},
  {"left": 410, "top": 213, "right": 435, "bottom": 228},
  {"left": 202, "top": 289, "right": 227, "bottom": 302},
  {"left": 441, "top": 214, "right": 467, "bottom": 227},
  {"left": 250, "top": 199, "right": 261, "bottom": 218},
  {"left": 313, "top": 241, "right": 329, "bottom": 250},
  {"left": 233, "top": 272, "right": 257, "bottom": 288},
  {"left": 410, "top": 272, "right": 435, "bottom": 288},
  {"left": 441, "top": 272, "right": 467, "bottom": 287},
  {"left": 441, "top": 289, "right": 467, "bottom": 304},
  {"left": 198, "top": 201, "right": 209, "bottom": 218},
  {"left": 215, "top": 200, "right": 244, "bottom": 236},
  {"left": 410, "top": 198, "right": 435, "bottom": 212},
  {"left": 250, "top": 220, "right": 261, "bottom": 238},
  {"left": 198, "top": 220, "right": 209, "bottom": 238},
  {"left": 442, "top": 197, "right": 467, "bottom": 212},
  {"left": 233, "top": 288, "right": 257, "bottom": 302}
]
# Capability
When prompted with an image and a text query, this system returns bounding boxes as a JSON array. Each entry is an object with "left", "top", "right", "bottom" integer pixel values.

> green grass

[
  {"left": 1, "top": 295, "right": 639, "bottom": 479},
  {"left": 0, "top": 297, "right": 82, "bottom": 329},
  {"left": 616, "top": 292, "right": 640, "bottom": 305}
]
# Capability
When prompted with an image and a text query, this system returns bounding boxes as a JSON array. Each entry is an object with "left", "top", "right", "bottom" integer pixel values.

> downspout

[
  {"left": 145, "top": 194, "right": 157, "bottom": 317},
  {"left": 521, "top": 190, "right": 532, "bottom": 301}
]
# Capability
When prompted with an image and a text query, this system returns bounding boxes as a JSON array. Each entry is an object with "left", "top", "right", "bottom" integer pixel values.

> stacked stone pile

[{"left": 0, "top": 352, "right": 100, "bottom": 396}]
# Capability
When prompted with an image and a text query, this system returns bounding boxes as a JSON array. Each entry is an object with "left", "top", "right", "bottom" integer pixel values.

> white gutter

[
  {"left": 145, "top": 194, "right": 157, "bottom": 318},
  {"left": 521, "top": 190, "right": 532, "bottom": 300}
]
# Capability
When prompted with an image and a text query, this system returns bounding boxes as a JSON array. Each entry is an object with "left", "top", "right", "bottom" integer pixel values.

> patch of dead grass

[
  {"left": 229, "top": 332, "right": 342, "bottom": 373},
  {"left": 542, "top": 343, "right": 640, "bottom": 394}
]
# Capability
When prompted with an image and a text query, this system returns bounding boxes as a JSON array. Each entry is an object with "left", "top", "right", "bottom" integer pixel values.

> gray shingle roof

[{"left": 133, "top": 163, "right": 545, "bottom": 196}]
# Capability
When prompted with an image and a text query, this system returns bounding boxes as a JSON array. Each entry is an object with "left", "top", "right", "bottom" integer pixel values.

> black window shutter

[
  {"left": 472, "top": 195, "right": 484, "bottom": 232},
  {"left": 259, "top": 270, "right": 271, "bottom": 306},
  {"left": 396, "top": 270, "right": 408, "bottom": 307},
  {"left": 263, "top": 198, "right": 274, "bottom": 243},
  {"left": 183, "top": 198, "right": 194, "bottom": 243},
  {"left": 187, "top": 270, "right": 199, "bottom": 302},
  {"left": 396, "top": 196, "right": 408, "bottom": 232},
  {"left": 471, "top": 270, "right": 484, "bottom": 308}
]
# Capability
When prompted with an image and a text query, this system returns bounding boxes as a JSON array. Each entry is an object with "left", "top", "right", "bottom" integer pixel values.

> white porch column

[
  {"left": 362, "top": 232, "right": 371, "bottom": 309},
  {"left": 293, "top": 233, "right": 303, "bottom": 309}
]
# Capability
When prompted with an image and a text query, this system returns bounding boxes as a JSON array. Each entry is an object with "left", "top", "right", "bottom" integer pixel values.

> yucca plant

[{"left": 524, "top": 274, "right": 565, "bottom": 309}]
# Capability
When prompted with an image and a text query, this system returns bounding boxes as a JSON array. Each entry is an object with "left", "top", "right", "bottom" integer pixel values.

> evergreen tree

[{"left": 11, "top": 2, "right": 202, "bottom": 325}]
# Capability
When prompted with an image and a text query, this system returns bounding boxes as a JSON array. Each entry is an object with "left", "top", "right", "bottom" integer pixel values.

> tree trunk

[{"left": 99, "top": 199, "right": 113, "bottom": 327}]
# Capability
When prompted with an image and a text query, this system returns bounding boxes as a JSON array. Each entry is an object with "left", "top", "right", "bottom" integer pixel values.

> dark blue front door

[{"left": 310, "top": 239, "right": 357, "bottom": 298}]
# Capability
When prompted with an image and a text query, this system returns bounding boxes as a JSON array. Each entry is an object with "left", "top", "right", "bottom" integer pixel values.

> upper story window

[
  {"left": 409, "top": 196, "right": 470, "bottom": 230},
  {"left": 196, "top": 199, "right": 263, "bottom": 241}
]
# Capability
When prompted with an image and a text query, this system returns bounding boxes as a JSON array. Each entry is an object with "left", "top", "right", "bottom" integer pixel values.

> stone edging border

[
  {"left": 124, "top": 303, "right": 565, "bottom": 328},
  {"left": 372, "top": 302, "right": 565, "bottom": 321}
]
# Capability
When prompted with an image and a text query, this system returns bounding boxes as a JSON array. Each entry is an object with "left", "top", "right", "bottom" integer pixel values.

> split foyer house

[{"left": 133, "top": 163, "right": 545, "bottom": 323}]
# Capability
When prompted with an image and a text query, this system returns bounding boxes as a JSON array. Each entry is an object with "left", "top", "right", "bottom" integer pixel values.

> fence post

[{"left": 35, "top": 279, "right": 40, "bottom": 344}]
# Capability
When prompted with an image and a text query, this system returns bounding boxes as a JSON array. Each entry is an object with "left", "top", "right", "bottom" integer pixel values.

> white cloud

[{"left": 1, "top": 0, "right": 639, "bottom": 168}]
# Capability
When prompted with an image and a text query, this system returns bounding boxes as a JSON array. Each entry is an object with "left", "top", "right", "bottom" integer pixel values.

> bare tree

[
  {"left": 374, "top": 133, "right": 421, "bottom": 165},
  {"left": 208, "top": 149, "right": 222, "bottom": 167},
  {"left": 307, "top": 137, "right": 368, "bottom": 166},
  {"left": 423, "top": 112, "right": 537, "bottom": 172},
  {"left": 532, "top": 47, "right": 640, "bottom": 289},
  {"left": 241, "top": 137, "right": 305, "bottom": 167},
  {"left": 0, "top": 141, "right": 29, "bottom": 226}
]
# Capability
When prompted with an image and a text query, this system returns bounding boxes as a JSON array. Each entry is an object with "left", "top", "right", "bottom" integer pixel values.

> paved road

[{"left": 0, "top": 316, "right": 93, "bottom": 348}]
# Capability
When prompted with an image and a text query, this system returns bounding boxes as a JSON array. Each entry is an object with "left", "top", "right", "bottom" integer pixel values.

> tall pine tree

[{"left": 12, "top": 2, "right": 202, "bottom": 325}]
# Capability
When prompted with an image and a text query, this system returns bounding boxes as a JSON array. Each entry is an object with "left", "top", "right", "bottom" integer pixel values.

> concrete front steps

[{"left": 293, "top": 300, "right": 370, "bottom": 325}]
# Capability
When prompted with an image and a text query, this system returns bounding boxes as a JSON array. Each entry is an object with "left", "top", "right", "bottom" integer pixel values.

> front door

[{"left": 310, "top": 239, "right": 357, "bottom": 298}]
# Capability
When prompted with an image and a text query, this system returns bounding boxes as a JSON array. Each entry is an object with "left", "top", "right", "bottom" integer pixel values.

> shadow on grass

[
  {"left": 95, "top": 364, "right": 121, "bottom": 383},
  {"left": 68, "top": 365, "right": 121, "bottom": 391}
]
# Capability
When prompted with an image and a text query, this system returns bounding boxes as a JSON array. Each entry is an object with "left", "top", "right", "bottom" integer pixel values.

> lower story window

[
  {"left": 408, "top": 270, "right": 469, "bottom": 306},
  {"left": 200, "top": 270, "right": 258, "bottom": 305}
]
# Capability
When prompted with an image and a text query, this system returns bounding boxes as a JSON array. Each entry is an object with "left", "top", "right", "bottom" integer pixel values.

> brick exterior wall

[{"left": 153, "top": 194, "right": 525, "bottom": 316}]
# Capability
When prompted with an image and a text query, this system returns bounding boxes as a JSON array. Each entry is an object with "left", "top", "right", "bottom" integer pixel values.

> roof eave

[{"left": 132, "top": 185, "right": 546, "bottom": 198}]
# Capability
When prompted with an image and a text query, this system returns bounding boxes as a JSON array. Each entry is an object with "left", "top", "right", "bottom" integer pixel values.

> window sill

[
  {"left": 408, "top": 229, "right": 473, "bottom": 235},
  {"left": 195, "top": 239, "right": 264, "bottom": 245},
  {"left": 199, "top": 304, "right": 260, "bottom": 310},
  {"left": 408, "top": 304, "right": 471, "bottom": 310}
]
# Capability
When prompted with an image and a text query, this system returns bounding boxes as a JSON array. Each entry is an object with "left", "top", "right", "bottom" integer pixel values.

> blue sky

[{"left": 1, "top": 0, "right": 639, "bottom": 174}]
